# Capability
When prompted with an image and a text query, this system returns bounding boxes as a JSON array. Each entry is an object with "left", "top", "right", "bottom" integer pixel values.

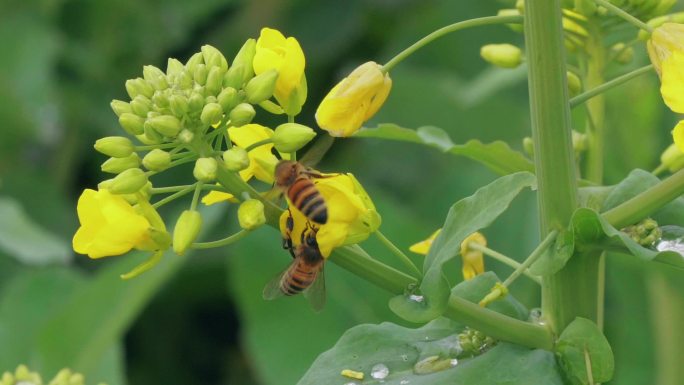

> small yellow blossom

[
  {"left": 409, "top": 229, "right": 441, "bottom": 255},
  {"left": 73, "top": 189, "right": 151, "bottom": 258},
  {"left": 661, "top": 50, "right": 684, "bottom": 114},
  {"left": 460, "top": 232, "right": 486, "bottom": 280},
  {"left": 279, "top": 173, "right": 381, "bottom": 257},
  {"left": 253, "top": 28, "right": 307, "bottom": 115},
  {"left": 316, "top": 61, "right": 392, "bottom": 137},
  {"left": 202, "top": 124, "right": 279, "bottom": 205}
]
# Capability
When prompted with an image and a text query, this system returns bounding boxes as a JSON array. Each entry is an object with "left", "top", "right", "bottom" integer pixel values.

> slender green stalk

[
  {"left": 189, "top": 182, "right": 203, "bottom": 211},
  {"left": 150, "top": 184, "right": 227, "bottom": 194},
  {"left": 152, "top": 185, "right": 196, "bottom": 208},
  {"left": 502, "top": 231, "right": 556, "bottom": 287},
  {"left": 134, "top": 143, "right": 178, "bottom": 151},
  {"left": 603, "top": 168, "right": 684, "bottom": 229},
  {"left": 652, "top": 163, "right": 668, "bottom": 176},
  {"left": 570, "top": 64, "right": 654, "bottom": 108},
  {"left": 583, "top": 22, "right": 607, "bottom": 184},
  {"left": 374, "top": 230, "right": 422, "bottom": 279},
  {"left": 245, "top": 138, "right": 273, "bottom": 152},
  {"left": 525, "top": 0, "right": 584, "bottom": 333},
  {"left": 191, "top": 229, "right": 250, "bottom": 249},
  {"left": 590, "top": 0, "right": 654, "bottom": 32},
  {"left": 382, "top": 15, "right": 523, "bottom": 72},
  {"left": 466, "top": 243, "right": 541, "bottom": 284}
]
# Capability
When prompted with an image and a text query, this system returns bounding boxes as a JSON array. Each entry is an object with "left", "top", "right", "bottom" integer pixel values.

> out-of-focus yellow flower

[
  {"left": 660, "top": 50, "right": 684, "bottom": 113},
  {"left": 316, "top": 61, "right": 392, "bottom": 137},
  {"left": 673, "top": 121, "right": 684, "bottom": 152},
  {"left": 1, "top": 365, "right": 42, "bottom": 385},
  {"left": 73, "top": 189, "right": 151, "bottom": 258},
  {"left": 409, "top": 229, "right": 441, "bottom": 255},
  {"left": 279, "top": 173, "right": 381, "bottom": 257},
  {"left": 202, "top": 124, "right": 279, "bottom": 205},
  {"left": 648, "top": 22, "right": 684, "bottom": 76},
  {"left": 253, "top": 28, "right": 307, "bottom": 115},
  {"left": 459, "top": 232, "right": 487, "bottom": 280}
]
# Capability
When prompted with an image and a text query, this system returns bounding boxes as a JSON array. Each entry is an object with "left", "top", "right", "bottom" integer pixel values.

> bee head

[{"left": 274, "top": 160, "right": 300, "bottom": 187}]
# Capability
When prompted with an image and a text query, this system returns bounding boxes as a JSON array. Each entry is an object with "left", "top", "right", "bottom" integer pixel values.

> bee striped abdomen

[
  {"left": 288, "top": 178, "right": 328, "bottom": 224},
  {"left": 280, "top": 259, "right": 320, "bottom": 296}
]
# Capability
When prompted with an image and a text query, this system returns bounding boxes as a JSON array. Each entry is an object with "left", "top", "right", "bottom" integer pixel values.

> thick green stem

[
  {"left": 603, "top": 168, "right": 684, "bottom": 229},
  {"left": 382, "top": 15, "right": 523, "bottom": 72},
  {"left": 524, "top": 0, "right": 584, "bottom": 333}
]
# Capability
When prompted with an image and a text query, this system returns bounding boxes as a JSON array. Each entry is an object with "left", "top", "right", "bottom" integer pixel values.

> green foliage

[
  {"left": 0, "top": 197, "right": 71, "bottom": 266},
  {"left": 389, "top": 172, "right": 536, "bottom": 323},
  {"left": 556, "top": 318, "right": 615, "bottom": 385},
  {"left": 355, "top": 124, "right": 534, "bottom": 175},
  {"left": 530, "top": 230, "right": 575, "bottom": 276}
]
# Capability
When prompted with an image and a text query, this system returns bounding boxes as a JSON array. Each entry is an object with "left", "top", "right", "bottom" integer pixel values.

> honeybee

[
  {"left": 274, "top": 160, "right": 328, "bottom": 225},
  {"left": 263, "top": 222, "right": 326, "bottom": 311}
]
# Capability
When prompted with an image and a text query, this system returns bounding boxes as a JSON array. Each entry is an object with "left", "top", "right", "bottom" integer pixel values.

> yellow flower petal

[
  {"left": 228, "top": 123, "right": 278, "bottom": 183},
  {"left": 72, "top": 189, "right": 151, "bottom": 258},
  {"left": 673, "top": 120, "right": 684, "bottom": 152},
  {"left": 661, "top": 50, "right": 684, "bottom": 113},
  {"left": 459, "top": 232, "right": 486, "bottom": 281},
  {"left": 202, "top": 190, "right": 236, "bottom": 205},
  {"left": 315, "top": 61, "right": 392, "bottom": 137},
  {"left": 409, "top": 229, "right": 441, "bottom": 255}
]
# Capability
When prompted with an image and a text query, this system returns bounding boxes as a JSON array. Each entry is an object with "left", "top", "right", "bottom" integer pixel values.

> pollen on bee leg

[{"left": 341, "top": 369, "right": 364, "bottom": 380}]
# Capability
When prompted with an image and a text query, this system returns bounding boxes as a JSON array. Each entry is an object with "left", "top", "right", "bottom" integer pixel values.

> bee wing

[
  {"left": 303, "top": 264, "right": 326, "bottom": 312},
  {"left": 262, "top": 266, "right": 288, "bottom": 301}
]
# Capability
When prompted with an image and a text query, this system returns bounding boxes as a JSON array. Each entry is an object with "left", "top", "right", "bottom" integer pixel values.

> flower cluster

[
  {"left": 0, "top": 366, "right": 103, "bottom": 385},
  {"left": 74, "top": 27, "right": 393, "bottom": 278}
]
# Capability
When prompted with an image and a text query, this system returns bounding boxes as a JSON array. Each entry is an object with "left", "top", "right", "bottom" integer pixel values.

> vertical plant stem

[{"left": 524, "top": 0, "right": 585, "bottom": 333}]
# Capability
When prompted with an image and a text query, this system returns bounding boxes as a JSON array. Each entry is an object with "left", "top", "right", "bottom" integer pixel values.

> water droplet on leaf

[
  {"left": 655, "top": 226, "right": 684, "bottom": 256},
  {"left": 408, "top": 294, "right": 424, "bottom": 303},
  {"left": 370, "top": 363, "right": 389, "bottom": 380}
]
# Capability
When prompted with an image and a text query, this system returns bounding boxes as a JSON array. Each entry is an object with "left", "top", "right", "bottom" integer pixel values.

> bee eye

[{"left": 306, "top": 235, "right": 317, "bottom": 246}]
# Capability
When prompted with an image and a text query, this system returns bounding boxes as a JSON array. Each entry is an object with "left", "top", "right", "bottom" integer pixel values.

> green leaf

[
  {"left": 0, "top": 197, "right": 71, "bottom": 265},
  {"left": 390, "top": 172, "right": 536, "bottom": 323},
  {"left": 571, "top": 208, "right": 684, "bottom": 269},
  {"left": 529, "top": 229, "right": 575, "bottom": 276},
  {"left": 354, "top": 124, "right": 534, "bottom": 175},
  {"left": 299, "top": 319, "right": 563, "bottom": 385},
  {"left": 556, "top": 317, "right": 614, "bottom": 385}
]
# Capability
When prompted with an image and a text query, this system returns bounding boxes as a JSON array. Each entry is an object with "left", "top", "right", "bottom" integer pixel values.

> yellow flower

[
  {"left": 674, "top": 121, "right": 684, "bottom": 153},
  {"left": 409, "top": 229, "right": 441, "bottom": 255},
  {"left": 253, "top": 28, "right": 307, "bottom": 115},
  {"left": 279, "top": 173, "right": 381, "bottom": 257},
  {"left": 648, "top": 22, "right": 684, "bottom": 76},
  {"left": 315, "top": 61, "right": 392, "bottom": 137},
  {"left": 73, "top": 189, "right": 152, "bottom": 258},
  {"left": 660, "top": 50, "right": 684, "bottom": 114},
  {"left": 202, "top": 124, "right": 279, "bottom": 205},
  {"left": 459, "top": 232, "right": 486, "bottom": 280}
]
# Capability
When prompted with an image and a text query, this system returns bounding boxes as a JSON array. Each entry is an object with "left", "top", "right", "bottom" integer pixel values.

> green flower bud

[
  {"left": 660, "top": 143, "right": 684, "bottom": 172},
  {"left": 174, "top": 70, "right": 194, "bottom": 90},
  {"left": 152, "top": 91, "right": 170, "bottom": 108},
  {"left": 143, "top": 65, "right": 169, "bottom": 90},
  {"left": 201, "top": 44, "right": 228, "bottom": 70},
  {"left": 142, "top": 149, "right": 171, "bottom": 171},
  {"left": 223, "top": 63, "right": 247, "bottom": 89},
  {"left": 146, "top": 115, "right": 182, "bottom": 137},
  {"left": 245, "top": 69, "right": 278, "bottom": 104},
  {"left": 217, "top": 87, "right": 239, "bottom": 112},
  {"left": 205, "top": 95, "right": 217, "bottom": 105},
  {"left": 97, "top": 178, "right": 113, "bottom": 190},
  {"left": 193, "top": 157, "right": 218, "bottom": 182},
  {"left": 130, "top": 95, "right": 152, "bottom": 117},
  {"left": 522, "top": 137, "right": 535, "bottom": 157},
  {"left": 94, "top": 136, "right": 134, "bottom": 158},
  {"left": 205, "top": 66, "right": 226, "bottom": 96},
  {"left": 166, "top": 58, "right": 185, "bottom": 77},
  {"left": 480, "top": 44, "right": 523, "bottom": 68},
  {"left": 567, "top": 71, "right": 582, "bottom": 97},
  {"left": 169, "top": 94, "right": 189, "bottom": 117},
  {"left": 193, "top": 63, "right": 208, "bottom": 85},
  {"left": 230, "top": 38, "right": 256, "bottom": 85},
  {"left": 272, "top": 123, "right": 316, "bottom": 153},
  {"left": 173, "top": 210, "right": 202, "bottom": 256},
  {"left": 258, "top": 100, "right": 284, "bottom": 115},
  {"left": 223, "top": 147, "right": 250, "bottom": 171},
  {"left": 201, "top": 102, "right": 223, "bottom": 126},
  {"left": 101, "top": 153, "right": 141, "bottom": 174},
  {"left": 109, "top": 168, "right": 148, "bottom": 194},
  {"left": 229, "top": 103, "right": 256, "bottom": 127},
  {"left": 188, "top": 93, "right": 205, "bottom": 113},
  {"left": 111, "top": 99, "right": 132, "bottom": 117},
  {"left": 126, "top": 77, "right": 155, "bottom": 99},
  {"left": 178, "top": 129, "right": 194, "bottom": 143},
  {"left": 143, "top": 121, "right": 164, "bottom": 143},
  {"left": 185, "top": 52, "right": 204, "bottom": 75},
  {"left": 119, "top": 113, "right": 145, "bottom": 135},
  {"left": 611, "top": 43, "right": 634, "bottom": 64},
  {"left": 572, "top": 130, "right": 587, "bottom": 152},
  {"left": 515, "top": 0, "right": 524, "bottom": 13},
  {"left": 238, "top": 199, "right": 266, "bottom": 230},
  {"left": 135, "top": 133, "right": 157, "bottom": 145}
]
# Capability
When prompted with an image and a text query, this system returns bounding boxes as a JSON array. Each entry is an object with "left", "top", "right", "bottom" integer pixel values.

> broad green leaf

[
  {"left": 578, "top": 185, "right": 613, "bottom": 211},
  {"left": 354, "top": 124, "right": 534, "bottom": 175},
  {"left": 529, "top": 230, "right": 575, "bottom": 276},
  {"left": 0, "top": 197, "right": 71, "bottom": 266},
  {"left": 390, "top": 172, "right": 536, "bottom": 323},
  {"left": 34, "top": 206, "right": 224, "bottom": 378},
  {"left": 571, "top": 208, "right": 684, "bottom": 269},
  {"left": 556, "top": 317, "right": 614, "bottom": 385},
  {"left": 299, "top": 319, "right": 563, "bottom": 385}
]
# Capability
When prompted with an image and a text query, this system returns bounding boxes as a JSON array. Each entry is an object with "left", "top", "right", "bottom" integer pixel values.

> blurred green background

[{"left": 0, "top": 0, "right": 682, "bottom": 384}]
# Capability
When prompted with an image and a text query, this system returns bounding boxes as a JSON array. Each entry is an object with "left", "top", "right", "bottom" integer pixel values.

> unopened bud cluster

[
  {"left": 622, "top": 218, "right": 662, "bottom": 246},
  {"left": 458, "top": 328, "right": 497, "bottom": 358}
]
